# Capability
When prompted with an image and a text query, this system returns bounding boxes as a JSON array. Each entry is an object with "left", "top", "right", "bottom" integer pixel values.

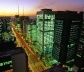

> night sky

[{"left": 0, "top": 0, "right": 84, "bottom": 17}]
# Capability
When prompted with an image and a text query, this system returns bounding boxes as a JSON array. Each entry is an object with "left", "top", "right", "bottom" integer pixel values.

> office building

[
  {"left": 15, "top": 15, "right": 20, "bottom": 24},
  {"left": 3, "top": 16, "right": 11, "bottom": 31},
  {"left": 15, "top": 15, "right": 21, "bottom": 32},
  {"left": 0, "top": 16, "right": 16, "bottom": 51},
  {"left": 26, "top": 19, "right": 37, "bottom": 43},
  {"left": 27, "top": 23, "right": 32, "bottom": 42},
  {"left": 0, "top": 17, "right": 4, "bottom": 42},
  {"left": 52, "top": 11, "right": 81, "bottom": 65},
  {"left": 74, "top": 12, "right": 84, "bottom": 72},
  {"left": 36, "top": 9, "right": 55, "bottom": 60},
  {"left": 0, "top": 16, "right": 12, "bottom": 42},
  {"left": 20, "top": 16, "right": 29, "bottom": 34}
]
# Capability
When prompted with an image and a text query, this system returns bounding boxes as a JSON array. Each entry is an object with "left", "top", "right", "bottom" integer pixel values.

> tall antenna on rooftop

[
  {"left": 17, "top": 0, "right": 19, "bottom": 16},
  {"left": 23, "top": 6, "right": 24, "bottom": 16},
  {"left": 18, "top": 5, "right": 19, "bottom": 15}
]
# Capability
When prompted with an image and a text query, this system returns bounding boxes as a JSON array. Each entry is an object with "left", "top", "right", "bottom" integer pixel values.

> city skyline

[{"left": 0, "top": 0, "right": 84, "bottom": 17}]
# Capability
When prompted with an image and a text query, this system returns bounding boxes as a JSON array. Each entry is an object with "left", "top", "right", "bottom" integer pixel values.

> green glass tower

[
  {"left": 31, "top": 24, "right": 37, "bottom": 42},
  {"left": 27, "top": 20, "right": 37, "bottom": 43},
  {"left": 36, "top": 9, "right": 55, "bottom": 59}
]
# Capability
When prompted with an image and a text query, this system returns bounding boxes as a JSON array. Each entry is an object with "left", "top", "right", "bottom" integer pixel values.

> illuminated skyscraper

[
  {"left": 52, "top": 11, "right": 81, "bottom": 65},
  {"left": 15, "top": 15, "right": 21, "bottom": 32},
  {"left": 74, "top": 12, "right": 84, "bottom": 72},
  {"left": 27, "top": 23, "right": 32, "bottom": 42},
  {"left": 27, "top": 20, "right": 37, "bottom": 43},
  {"left": 36, "top": 9, "right": 55, "bottom": 59},
  {"left": 31, "top": 20, "right": 37, "bottom": 42}
]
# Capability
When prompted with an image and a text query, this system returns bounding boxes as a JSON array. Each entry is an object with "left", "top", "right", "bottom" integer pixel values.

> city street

[{"left": 11, "top": 22, "right": 47, "bottom": 72}]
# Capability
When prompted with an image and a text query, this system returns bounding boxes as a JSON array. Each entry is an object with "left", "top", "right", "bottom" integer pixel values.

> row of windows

[
  {"left": 56, "top": 20, "right": 63, "bottom": 22},
  {"left": 44, "top": 38, "right": 53, "bottom": 42},
  {"left": 44, "top": 23, "right": 54, "bottom": 26},
  {"left": 44, "top": 33, "right": 54, "bottom": 37},
  {"left": 67, "top": 45, "right": 75, "bottom": 56},
  {"left": 37, "top": 15, "right": 43, "bottom": 19},
  {"left": 37, "top": 15, "right": 55, "bottom": 20},
  {"left": 52, "top": 46, "right": 60, "bottom": 60}
]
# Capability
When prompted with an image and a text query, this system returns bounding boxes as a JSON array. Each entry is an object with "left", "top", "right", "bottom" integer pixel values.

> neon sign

[{"left": 0, "top": 61, "right": 12, "bottom": 67}]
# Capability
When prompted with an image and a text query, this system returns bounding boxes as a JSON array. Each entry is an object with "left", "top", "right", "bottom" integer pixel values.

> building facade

[
  {"left": 36, "top": 9, "right": 55, "bottom": 59},
  {"left": 0, "top": 17, "right": 4, "bottom": 42},
  {"left": 74, "top": 12, "right": 84, "bottom": 72},
  {"left": 52, "top": 11, "right": 81, "bottom": 65},
  {"left": 27, "top": 20, "right": 37, "bottom": 43}
]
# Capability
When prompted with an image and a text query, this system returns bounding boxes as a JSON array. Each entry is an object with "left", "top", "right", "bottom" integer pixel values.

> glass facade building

[
  {"left": 53, "top": 19, "right": 63, "bottom": 61},
  {"left": 74, "top": 12, "right": 84, "bottom": 71},
  {"left": 52, "top": 11, "right": 81, "bottom": 65},
  {"left": 27, "top": 21, "right": 37, "bottom": 43},
  {"left": 31, "top": 24, "right": 37, "bottom": 42},
  {"left": 27, "top": 24, "right": 32, "bottom": 42},
  {"left": 36, "top": 9, "right": 55, "bottom": 58}
]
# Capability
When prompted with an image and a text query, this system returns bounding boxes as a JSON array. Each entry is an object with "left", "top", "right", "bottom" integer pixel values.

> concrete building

[
  {"left": 52, "top": 11, "right": 81, "bottom": 65},
  {"left": 74, "top": 12, "right": 84, "bottom": 72}
]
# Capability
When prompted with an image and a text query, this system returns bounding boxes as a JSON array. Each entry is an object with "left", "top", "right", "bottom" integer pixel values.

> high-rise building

[
  {"left": 27, "top": 23, "right": 32, "bottom": 42},
  {"left": 52, "top": 11, "right": 81, "bottom": 65},
  {"left": 3, "top": 16, "right": 11, "bottom": 31},
  {"left": 0, "top": 17, "right": 4, "bottom": 42},
  {"left": 26, "top": 19, "right": 37, "bottom": 43},
  {"left": 20, "top": 16, "right": 29, "bottom": 34},
  {"left": 36, "top": 9, "right": 55, "bottom": 59},
  {"left": 15, "top": 15, "right": 21, "bottom": 32},
  {"left": 0, "top": 16, "right": 12, "bottom": 42},
  {"left": 0, "top": 16, "right": 16, "bottom": 51},
  {"left": 15, "top": 15, "right": 20, "bottom": 24},
  {"left": 30, "top": 20, "right": 37, "bottom": 42},
  {"left": 74, "top": 12, "right": 84, "bottom": 72}
]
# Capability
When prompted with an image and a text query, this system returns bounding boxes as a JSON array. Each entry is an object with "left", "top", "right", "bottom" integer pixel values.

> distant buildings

[
  {"left": 19, "top": 16, "right": 29, "bottom": 34},
  {"left": 0, "top": 16, "right": 16, "bottom": 51},
  {"left": 0, "top": 16, "right": 28, "bottom": 72},
  {"left": 14, "top": 15, "right": 21, "bottom": 32}
]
